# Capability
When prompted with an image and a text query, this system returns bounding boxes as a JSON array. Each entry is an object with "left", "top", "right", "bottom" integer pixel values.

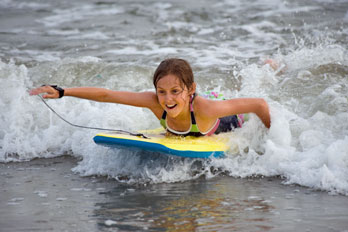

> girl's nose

[{"left": 164, "top": 94, "right": 173, "bottom": 102}]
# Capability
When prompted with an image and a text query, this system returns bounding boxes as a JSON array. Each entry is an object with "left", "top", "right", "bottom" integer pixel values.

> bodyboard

[{"left": 93, "top": 128, "right": 237, "bottom": 158}]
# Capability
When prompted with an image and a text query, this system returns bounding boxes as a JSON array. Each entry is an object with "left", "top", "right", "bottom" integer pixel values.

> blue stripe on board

[{"left": 93, "top": 135, "right": 224, "bottom": 159}]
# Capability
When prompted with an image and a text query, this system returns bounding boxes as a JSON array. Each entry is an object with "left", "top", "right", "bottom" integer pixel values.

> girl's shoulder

[
  {"left": 193, "top": 95, "right": 221, "bottom": 118},
  {"left": 143, "top": 91, "right": 163, "bottom": 119}
]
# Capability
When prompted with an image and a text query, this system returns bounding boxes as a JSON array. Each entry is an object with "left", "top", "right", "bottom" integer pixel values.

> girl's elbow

[
  {"left": 95, "top": 89, "right": 110, "bottom": 102},
  {"left": 259, "top": 99, "right": 269, "bottom": 111},
  {"left": 258, "top": 99, "right": 271, "bottom": 128}
]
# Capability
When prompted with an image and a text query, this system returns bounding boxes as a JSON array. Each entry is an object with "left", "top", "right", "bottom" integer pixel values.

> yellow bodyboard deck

[{"left": 93, "top": 128, "right": 237, "bottom": 158}]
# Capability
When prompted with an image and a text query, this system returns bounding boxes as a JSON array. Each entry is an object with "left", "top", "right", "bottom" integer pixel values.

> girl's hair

[{"left": 153, "top": 58, "right": 194, "bottom": 90}]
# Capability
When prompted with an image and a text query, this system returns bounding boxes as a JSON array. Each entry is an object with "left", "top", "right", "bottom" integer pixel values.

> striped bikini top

[{"left": 160, "top": 93, "right": 220, "bottom": 137}]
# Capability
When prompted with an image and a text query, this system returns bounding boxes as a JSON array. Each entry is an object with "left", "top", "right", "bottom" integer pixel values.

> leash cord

[{"left": 37, "top": 95, "right": 148, "bottom": 139}]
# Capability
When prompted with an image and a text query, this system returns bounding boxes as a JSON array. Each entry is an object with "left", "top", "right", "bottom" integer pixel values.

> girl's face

[{"left": 156, "top": 74, "right": 195, "bottom": 118}]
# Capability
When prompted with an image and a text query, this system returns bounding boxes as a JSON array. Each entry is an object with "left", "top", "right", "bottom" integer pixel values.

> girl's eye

[
  {"left": 157, "top": 88, "right": 183, "bottom": 95},
  {"left": 172, "top": 89, "right": 182, "bottom": 95}
]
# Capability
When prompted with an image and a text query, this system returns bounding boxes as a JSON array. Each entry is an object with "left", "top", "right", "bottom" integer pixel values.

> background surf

[{"left": 0, "top": 0, "right": 347, "bottom": 194}]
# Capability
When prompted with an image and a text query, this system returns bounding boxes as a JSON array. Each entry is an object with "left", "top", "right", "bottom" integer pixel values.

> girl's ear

[{"left": 189, "top": 82, "right": 196, "bottom": 95}]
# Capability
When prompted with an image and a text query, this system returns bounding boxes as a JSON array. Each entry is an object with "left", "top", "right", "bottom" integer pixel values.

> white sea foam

[
  {"left": 104, "top": 220, "right": 117, "bottom": 226},
  {"left": 0, "top": 0, "right": 50, "bottom": 9},
  {"left": 107, "top": 46, "right": 178, "bottom": 56},
  {"left": 47, "top": 29, "right": 80, "bottom": 36},
  {"left": 38, "top": 4, "right": 124, "bottom": 27},
  {"left": 9, "top": 49, "right": 61, "bottom": 62},
  {"left": 34, "top": 190, "right": 48, "bottom": 198},
  {"left": 67, "top": 31, "right": 110, "bottom": 40}
]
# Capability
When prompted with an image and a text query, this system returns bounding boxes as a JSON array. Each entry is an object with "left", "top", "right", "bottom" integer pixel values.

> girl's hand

[{"left": 29, "top": 85, "right": 60, "bottom": 99}]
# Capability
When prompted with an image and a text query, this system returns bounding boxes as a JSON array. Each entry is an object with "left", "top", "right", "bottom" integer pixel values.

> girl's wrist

[{"left": 50, "top": 85, "right": 64, "bottom": 98}]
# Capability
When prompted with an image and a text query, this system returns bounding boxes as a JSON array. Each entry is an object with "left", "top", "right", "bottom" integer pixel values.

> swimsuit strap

[
  {"left": 160, "top": 111, "right": 167, "bottom": 128},
  {"left": 190, "top": 93, "right": 221, "bottom": 135},
  {"left": 189, "top": 93, "right": 200, "bottom": 133}
]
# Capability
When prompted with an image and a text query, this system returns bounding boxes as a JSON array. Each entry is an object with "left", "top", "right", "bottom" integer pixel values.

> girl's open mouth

[{"left": 166, "top": 104, "right": 177, "bottom": 110}]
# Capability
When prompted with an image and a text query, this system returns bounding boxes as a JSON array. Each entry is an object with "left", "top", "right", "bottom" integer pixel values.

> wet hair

[{"left": 153, "top": 58, "right": 194, "bottom": 90}]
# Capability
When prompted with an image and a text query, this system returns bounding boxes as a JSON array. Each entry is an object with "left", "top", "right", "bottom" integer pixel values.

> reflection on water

[
  {"left": 154, "top": 191, "right": 274, "bottom": 231},
  {"left": 2, "top": 157, "right": 348, "bottom": 232},
  {"left": 95, "top": 177, "right": 275, "bottom": 231}
]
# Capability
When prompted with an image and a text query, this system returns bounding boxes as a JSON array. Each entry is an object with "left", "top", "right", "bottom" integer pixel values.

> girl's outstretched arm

[
  {"left": 198, "top": 97, "right": 271, "bottom": 128},
  {"left": 29, "top": 86, "right": 161, "bottom": 111},
  {"left": 223, "top": 98, "right": 271, "bottom": 128}
]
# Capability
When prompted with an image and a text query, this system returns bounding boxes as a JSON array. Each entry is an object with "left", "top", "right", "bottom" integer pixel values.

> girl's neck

[{"left": 166, "top": 104, "right": 191, "bottom": 131}]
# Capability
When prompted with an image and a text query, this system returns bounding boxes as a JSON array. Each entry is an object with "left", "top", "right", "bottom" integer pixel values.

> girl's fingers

[
  {"left": 29, "top": 86, "right": 59, "bottom": 98},
  {"left": 29, "top": 88, "right": 40, "bottom": 95},
  {"left": 29, "top": 86, "right": 47, "bottom": 95}
]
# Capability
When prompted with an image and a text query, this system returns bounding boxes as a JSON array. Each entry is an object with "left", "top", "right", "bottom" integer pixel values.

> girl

[{"left": 30, "top": 58, "right": 271, "bottom": 136}]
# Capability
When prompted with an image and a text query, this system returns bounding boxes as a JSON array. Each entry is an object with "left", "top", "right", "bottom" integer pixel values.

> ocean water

[{"left": 1, "top": 0, "right": 348, "bottom": 195}]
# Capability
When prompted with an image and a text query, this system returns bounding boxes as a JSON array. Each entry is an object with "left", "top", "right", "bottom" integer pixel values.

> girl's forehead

[{"left": 156, "top": 74, "right": 185, "bottom": 89}]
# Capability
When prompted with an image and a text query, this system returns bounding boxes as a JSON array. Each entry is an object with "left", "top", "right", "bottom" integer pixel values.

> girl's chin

[
  {"left": 167, "top": 111, "right": 179, "bottom": 118},
  {"left": 162, "top": 104, "right": 185, "bottom": 118},
  {"left": 166, "top": 108, "right": 182, "bottom": 118}
]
